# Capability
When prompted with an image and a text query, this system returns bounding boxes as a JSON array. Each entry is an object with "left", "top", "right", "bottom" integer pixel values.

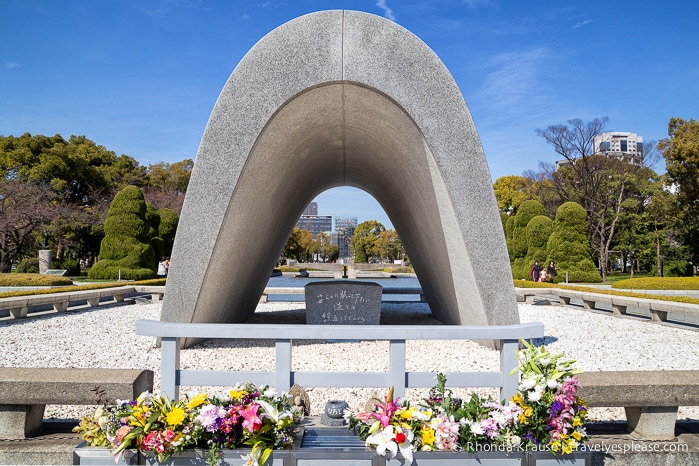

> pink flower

[
  {"left": 140, "top": 431, "right": 162, "bottom": 452},
  {"left": 241, "top": 404, "right": 262, "bottom": 432},
  {"left": 115, "top": 425, "right": 131, "bottom": 443},
  {"left": 163, "top": 429, "right": 176, "bottom": 443}
]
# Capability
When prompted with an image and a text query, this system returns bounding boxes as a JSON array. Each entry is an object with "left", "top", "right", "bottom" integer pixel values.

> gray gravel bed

[{"left": 1, "top": 300, "right": 697, "bottom": 422}]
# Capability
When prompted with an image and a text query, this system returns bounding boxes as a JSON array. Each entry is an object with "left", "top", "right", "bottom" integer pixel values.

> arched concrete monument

[{"left": 161, "top": 10, "right": 519, "bottom": 330}]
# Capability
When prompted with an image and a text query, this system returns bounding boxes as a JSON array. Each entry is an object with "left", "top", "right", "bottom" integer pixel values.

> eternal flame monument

[{"left": 161, "top": 10, "right": 519, "bottom": 331}]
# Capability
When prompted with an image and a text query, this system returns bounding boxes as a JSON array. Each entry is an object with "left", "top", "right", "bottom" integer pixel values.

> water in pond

[{"left": 265, "top": 275, "right": 421, "bottom": 302}]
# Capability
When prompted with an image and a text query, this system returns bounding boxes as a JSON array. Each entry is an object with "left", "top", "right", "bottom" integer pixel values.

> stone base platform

[{"left": 1, "top": 419, "right": 697, "bottom": 465}]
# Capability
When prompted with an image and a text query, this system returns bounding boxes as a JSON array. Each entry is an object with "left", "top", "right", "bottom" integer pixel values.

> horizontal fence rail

[{"left": 135, "top": 320, "right": 545, "bottom": 401}]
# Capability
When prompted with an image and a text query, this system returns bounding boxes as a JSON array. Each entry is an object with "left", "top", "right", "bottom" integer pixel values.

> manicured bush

[
  {"left": 16, "top": 258, "right": 39, "bottom": 274},
  {"left": 518, "top": 215, "right": 553, "bottom": 279},
  {"left": 546, "top": 202, "right": 601, "bottom": 283},
  {"left": 157, "top": 207, "right": 179, "bottom": 256},
  {"left": 53, "top": 258, "right": 80, "bottom": 276},
  {"left": 508, "top": 200, "right": 546, "bottom": 278},
  {"left": 88, "top": 186, "right": 157, "bottom": 280}
]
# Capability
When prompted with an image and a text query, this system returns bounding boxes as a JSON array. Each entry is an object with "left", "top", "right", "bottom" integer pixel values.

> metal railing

[{"left": 135, "top": 320, "right": 544, "bottom": 401}]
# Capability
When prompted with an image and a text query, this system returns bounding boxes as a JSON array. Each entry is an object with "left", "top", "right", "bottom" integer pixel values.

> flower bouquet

[
  {"left": 73, "top": 382, "right": 303, "bottom": 466},
  {"left": 347, "top": 340, "right": 589, "bottom": 463}
]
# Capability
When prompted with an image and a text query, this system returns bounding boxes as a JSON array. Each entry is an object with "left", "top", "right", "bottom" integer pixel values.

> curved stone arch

[{"left": 161, "top": 10, "right": 518, "bottom": 330}]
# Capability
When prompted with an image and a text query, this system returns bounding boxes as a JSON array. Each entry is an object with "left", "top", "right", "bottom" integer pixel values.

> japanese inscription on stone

[{"left": 304, "top": 280, "right": 382, "bottom": 325}]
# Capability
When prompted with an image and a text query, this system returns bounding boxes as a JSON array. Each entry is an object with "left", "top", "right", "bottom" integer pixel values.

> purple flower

[
  {"left": 549, "top": 400, "right": 564, "bottom": 417},
  {"left": 197, "top": 405, "right": 227, "bottom": 432}
]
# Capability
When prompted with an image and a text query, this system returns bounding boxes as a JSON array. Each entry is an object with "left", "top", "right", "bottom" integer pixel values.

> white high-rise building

[
  {"left": 593, "top": 132, "right": 644, "bottom": 166},
  {"left": 556, "top": 131, "right": 644, "bottom": 170}
]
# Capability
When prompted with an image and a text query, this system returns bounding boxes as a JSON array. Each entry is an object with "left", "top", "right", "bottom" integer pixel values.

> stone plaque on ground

[{"left": 305, "top": 280, "right": 382, "bottom": 325}]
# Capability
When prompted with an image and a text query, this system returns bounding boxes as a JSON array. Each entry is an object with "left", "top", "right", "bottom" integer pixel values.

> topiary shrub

[
  {"left": 156, "top": 208, "right": 178, "bottom": 256},
  {"left": 546, "top": 202, "right": 601, "bottom": 283},
  {"left": 16, "top": 258, "right": 40, "bottom": 274},
  {"left": 509, "top": 200, "right": 546, "bottom": 279},
  {"left": 88, "top": 186, "right": 157, "bottom": 280},
  {"left": 519, "top": 215, "right": 553, "bottom": 279}
]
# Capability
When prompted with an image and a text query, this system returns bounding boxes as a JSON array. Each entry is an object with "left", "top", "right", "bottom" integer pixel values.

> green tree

[
  {"left": 351, "top": 220, "right": 385, "bottom": 263},
  {"left": 283, "top": 227, "right": 313, "bottom": 262},
  {"left": 659, "top": 117, "right": 699, "bottom": 268},
  {"left": 372, "top": 229, "right": 403, "bottom": 262},
  {"left": 0, "top": 133, "right": 145, "bottom": 204},
  {"left": 493, "top": 175, "right": 542, "bottom": 215},
  {"left": 546, "top": 202, "right": 601, "bottom": 283},
  {"left": 0, "top": 180, "right": 59, "bottom": 272},
  {"left": 88, "top": 186, "right": 157, "bottom": 280},
  {"left": 537, "top": 118, "right": 658, "bottom": 280}
]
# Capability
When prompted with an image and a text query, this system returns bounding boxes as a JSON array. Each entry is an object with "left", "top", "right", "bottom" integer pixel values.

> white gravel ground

[{"left": 2, "top": 300, "right": 697, "bottom": 422}]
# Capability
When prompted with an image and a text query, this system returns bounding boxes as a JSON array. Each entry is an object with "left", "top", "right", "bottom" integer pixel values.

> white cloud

[
  {"left": 573, "top": 19, "right": 592, "bottom": 29},
  {"left": 6, "top": 62, "right": 20, "bottom": 69},
  {"left": 376, "top": 0, "right": 396, "bottom": 21},
  {"left": 476, "top": 47, "right": 551, "bottom": 114}
]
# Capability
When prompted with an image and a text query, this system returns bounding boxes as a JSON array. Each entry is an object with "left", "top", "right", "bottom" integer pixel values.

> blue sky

[{"left": 2, "top": 1, "right": 698, "bottom": 229}]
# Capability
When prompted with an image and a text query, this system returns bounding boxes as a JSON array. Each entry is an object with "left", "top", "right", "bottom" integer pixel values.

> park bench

[
  {"left": 516, "top": 287, "right": 699, "bottom": 324},
  {"left": 0, "top": 367, "right": 153, "bottom": 439},
  {"left": 134, "top": 320, "right": 545, "bottom": 401},
  {"left": 0, "top": 286, "right": 137, "bottom": 318},
  {"left": 577, "top": 370, "right": 699, "bottom": 440},
  {"left": 133, "top": 285, "right": 166, "bottom": 302}
]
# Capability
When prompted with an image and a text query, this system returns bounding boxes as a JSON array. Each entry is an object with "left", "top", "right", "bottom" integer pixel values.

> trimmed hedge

[
  {"left": 0, "top": 273, "right": 73, "bottom": 287},
  {"left": 612, "top": 276, "right": 699, "bottom": 290},
  {"left": 0, "top": 278, "right": 166, "bottom": 299}
]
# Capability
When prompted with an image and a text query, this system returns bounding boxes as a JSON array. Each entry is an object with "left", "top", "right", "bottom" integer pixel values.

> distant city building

[
  {"left": 297, "top": 214, "right": 332, "bottom": 238},
  {"left": 555, "top": 131, "right": 644, "bottom": 170},
  {"left": 593, "top": 132, "right": 643, "bottom": 166},
  {"left": 303, "top": 202, "right": 318, "bottom": 216},
  {"left": 334, "top": 216, "right": 357, "bottom": 259}
]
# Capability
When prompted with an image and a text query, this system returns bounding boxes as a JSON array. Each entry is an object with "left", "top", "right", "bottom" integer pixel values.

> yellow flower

[
  {"left": 421, "top": 426, "right": 435, "bottom": 446},
  {"left": 132, "top": 405, "right": 147, "bottom": 423},
  {"left": 187, "top": 393, "right": 208, "bottom": 409},
  {"left": 230, "top": 389, "right": 248, "bottom": 400},
  {"left": 511, "top": 393, "right": 523, "bottom": 406},
  {"left": 572, "top": 430, "right": 582, "bottom": 441},
  {"left": 562, "top": 439, "right": 574, "bottom": 454},
  {"left": 399, "top": 408, "right": 414, "bottom": 420},
  {"left": 519, "top": 406, "right": 534, "bottom": 424},
  {"left": 573, "top": 416, "right": 583, "bottom": 427},
  {"left": 165, "top": 406, "right": 186, "bottom": 426}
]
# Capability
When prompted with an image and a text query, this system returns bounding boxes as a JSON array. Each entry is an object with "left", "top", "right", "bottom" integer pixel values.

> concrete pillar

[{"left": 38, "top": 250, "right": 52, "bottom": 274}]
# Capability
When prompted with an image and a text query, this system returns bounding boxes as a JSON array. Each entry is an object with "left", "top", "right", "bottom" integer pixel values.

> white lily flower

[{"left": 366, "top": 425, "right": 398, "bottom": 459}]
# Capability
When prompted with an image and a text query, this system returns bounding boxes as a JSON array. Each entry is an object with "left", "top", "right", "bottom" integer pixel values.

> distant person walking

[
  {"left": 157, "top": 257, "right": 169, "bottom": 278},
  {"left": 530, "top": 261, "right": 541, "bottom": 282},
  {"left": 547, "top": 261, "right": 557, "bottom": 283}
]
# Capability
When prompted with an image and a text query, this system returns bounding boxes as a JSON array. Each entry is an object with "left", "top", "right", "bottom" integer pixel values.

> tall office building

[
  {"left": 334, "top": 217, "right": 357, "bottom": 259},
  {"left": 297, "top": 202, "right": 332, "bottom": 238},
  {"left": 303, "top": 202, "right": 318, "bottom": 216}
]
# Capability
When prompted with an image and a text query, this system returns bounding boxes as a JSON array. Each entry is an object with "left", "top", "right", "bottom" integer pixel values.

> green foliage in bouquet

[
  {"left": 347, "top": 341, "right": 589, "bottom": 461},
  {"left": 73, "top": 383, "right": 302, "bottom": 466}
]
